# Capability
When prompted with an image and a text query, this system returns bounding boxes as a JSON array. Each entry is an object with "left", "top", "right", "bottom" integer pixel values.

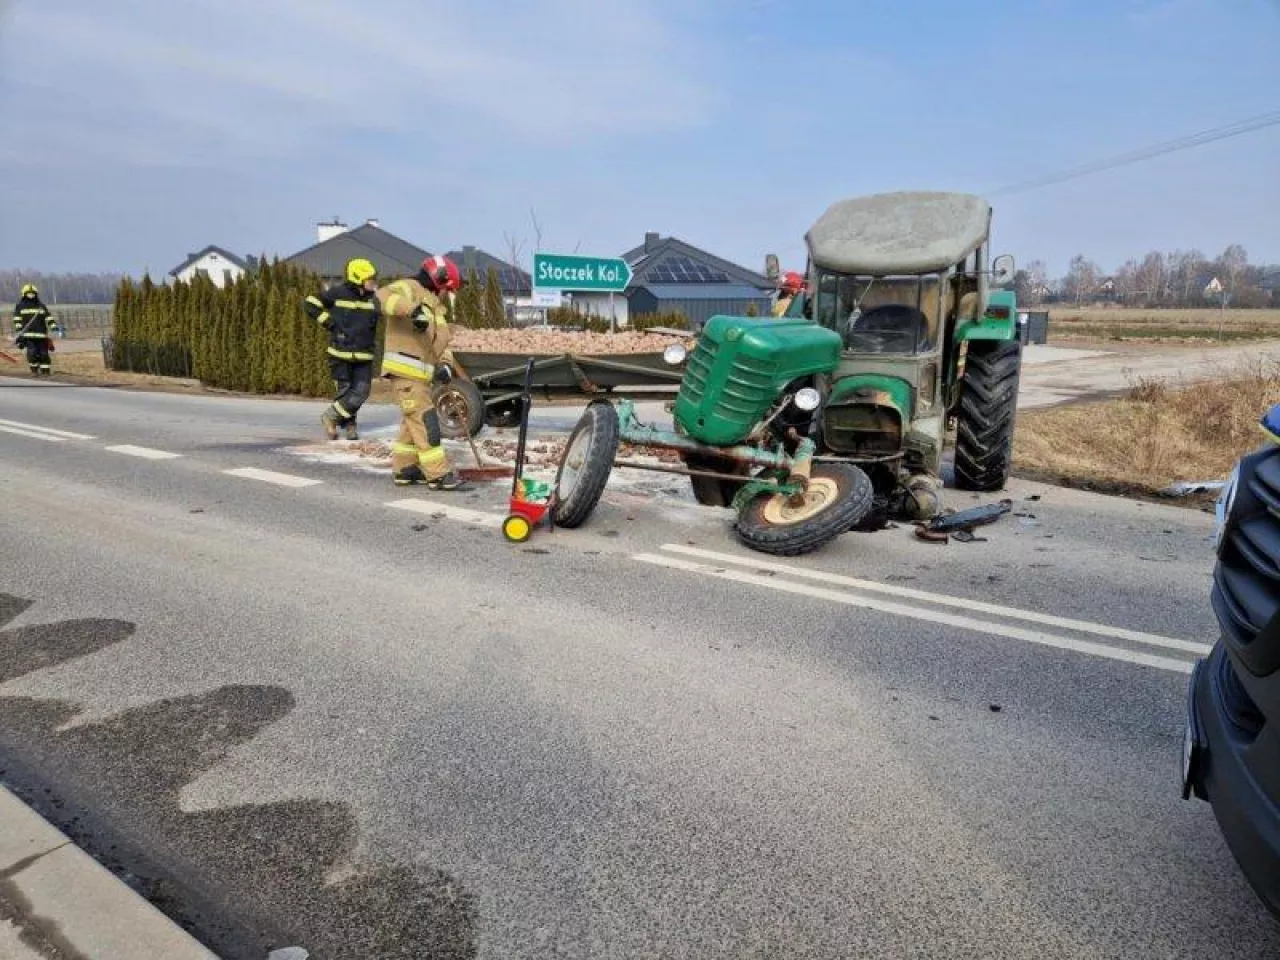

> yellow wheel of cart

[{"left": 502, "top": 514, "right": 532, "bottom": 543}]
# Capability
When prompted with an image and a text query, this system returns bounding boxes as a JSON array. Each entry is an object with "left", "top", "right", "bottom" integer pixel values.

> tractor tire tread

[
  {"left": 734, "top": 463, "right": 873, "bottom": 557},
  {"left": 552, "top": 401, "right": 620, "bottom": 529},
  {"left": 954, "top": 339, "right": 1022, "bottom": 492}
]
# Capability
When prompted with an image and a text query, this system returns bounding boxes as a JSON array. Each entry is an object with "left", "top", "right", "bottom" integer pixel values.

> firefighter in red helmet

[
  {"left": 376, "top": 255, "right": 469, "bottom": 490},
  {"left": 772, "top": 270, "right": 807, "bottom": 317}
]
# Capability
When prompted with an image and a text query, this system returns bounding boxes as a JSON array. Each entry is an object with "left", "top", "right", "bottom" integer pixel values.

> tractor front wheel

[
  {"left": 734, "top": 463, "right": 873, "bottom": 557},
  {"left": 954, "top": 339, "right": 1022, "bottom": 492},
  {"left": 552, "top": 401, "right": 620, "bottom": 529}
]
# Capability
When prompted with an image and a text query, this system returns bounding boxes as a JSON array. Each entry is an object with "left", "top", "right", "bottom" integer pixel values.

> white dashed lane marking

[
  {"left": 223, "top": 467, "right": 323, "bottom": 488},
  {"left": 386, "top": 500, "right": 505, "bottom": 528},
  {"left": 0, "top": 418, "right": 96, "bottom": 441},
  {"left": 104, "top": 444, "right": 183, "bottom": 460}
]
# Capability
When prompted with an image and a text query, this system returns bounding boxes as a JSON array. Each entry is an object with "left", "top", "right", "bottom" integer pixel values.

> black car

[{"left": 1184, "top": 402, "right": 1280, "bottom": 916}]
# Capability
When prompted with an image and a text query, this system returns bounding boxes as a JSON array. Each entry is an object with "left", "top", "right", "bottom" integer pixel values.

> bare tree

[
  {"left": 1024, "top": 259, "right": 1048, "bottom": 305},
  {"left": 1062, "top": 255, "right": 1101, "bottom": 306},
  {"left": 1216, "top": 244, "right": 1249, "bottom": 297}
]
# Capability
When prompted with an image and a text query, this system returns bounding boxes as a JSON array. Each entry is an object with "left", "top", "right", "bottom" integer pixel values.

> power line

[{"left": 988, "top": 109, "right": 1280, "bottom": 197}]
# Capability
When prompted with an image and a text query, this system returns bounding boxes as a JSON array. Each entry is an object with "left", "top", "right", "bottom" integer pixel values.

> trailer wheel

[
  {"left": 552, "top": 401, "right": 619, "bottom": 529},
  {"left": 433, "top": 377, "right": 486, "bottom": 439},
  {"left": 954, "top": 339, "right": 1022, "bottom": 491},
  {"left": 682, "top": 453, "right": 750, "bottom": 508},
  {"left": 734, "top": 463, "right": 872, "bottom": 557}
]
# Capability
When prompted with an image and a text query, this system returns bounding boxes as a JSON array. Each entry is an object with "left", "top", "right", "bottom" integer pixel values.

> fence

[{"left": 49, "top": 304, "right": 113, "bottom": 339}]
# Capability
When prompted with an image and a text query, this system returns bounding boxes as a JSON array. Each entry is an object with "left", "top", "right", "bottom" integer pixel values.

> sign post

[{"left": 532, "top": 252, "right": 632, "bottom": 332}]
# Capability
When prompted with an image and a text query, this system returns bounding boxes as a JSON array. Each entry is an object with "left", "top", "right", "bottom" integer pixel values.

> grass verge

[
  {"left": 1013, "top": 357, "right": 1280, "bottom": 502},
  {"left": 1048, "top": 307, "right": 1280, "bottom": 343}
]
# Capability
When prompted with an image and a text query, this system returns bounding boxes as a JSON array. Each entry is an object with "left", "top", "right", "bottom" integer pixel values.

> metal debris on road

[
  {"left": 267, "top": 949, "right": 310, "bottom": 960},
  {"left": 915, "top": 499, "right": 1013, "bottom": 543},
  {"left": 1161, "top": 480, "right": 1227, "bottom": 497}
]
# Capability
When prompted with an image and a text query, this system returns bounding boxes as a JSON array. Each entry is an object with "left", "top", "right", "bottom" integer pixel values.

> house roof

[
  {"left": 168, "top": 245, "right": 248, "bottom": 277},
  {"left": 283, "top": 223, "right": 431, "bottom": 279},
  {"left": 632, "top": 283, "right": 771, "bottom": 301},
  {"left": 445, "top": 246, "right": 532, "bottom": 295},
  {"left": 619, "top": 235, "right": 773, "bottom": 291}
]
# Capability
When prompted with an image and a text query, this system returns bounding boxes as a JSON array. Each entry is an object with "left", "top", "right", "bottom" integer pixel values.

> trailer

[{"left": 433, "top": 347, "right": 687, "bottom": 440}]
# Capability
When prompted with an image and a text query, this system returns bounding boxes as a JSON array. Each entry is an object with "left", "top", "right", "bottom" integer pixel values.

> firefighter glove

[{"left": 433, "top": 362, "right": 453, "bottom": 385}]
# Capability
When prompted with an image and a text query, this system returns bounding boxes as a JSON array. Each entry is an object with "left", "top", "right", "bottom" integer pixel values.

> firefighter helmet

[
  {"left": 780, "top": 271, "right": 805, "bottom": 295},
  {"left": 422, "top": 255, "right": 462, "bottom": 292},
  {"left": 345, "top": 258, "right": 378, "bottom": 287},
  {"left": 20, "top": 283, "right": 37, "bottom": 298}
]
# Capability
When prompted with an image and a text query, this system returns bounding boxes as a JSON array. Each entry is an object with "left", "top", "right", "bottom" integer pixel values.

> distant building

[
  {"left": 168, "top": 245, "right": 249, "bottom": 288},
  {"left": 570, "top": 232, "right": 774, "bottom": 328},
  {"left": 284, "top": 218, "right": 431, "bottom": 283},
  {"left": 446, "top": 245, "right": 532, "bottom": 299}
]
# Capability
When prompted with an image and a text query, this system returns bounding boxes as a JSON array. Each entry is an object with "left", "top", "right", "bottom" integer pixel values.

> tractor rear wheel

[
  {"left": 954, "top": 340, "right": 1022, "bottom": 492},
  {"left": 734, "top": 463, "right": 873, "bottom": 557},
  {"left": 683, "top": 453, "right": 750, "bottom": 508},
  {"left": 552, "top": 401, "right": 620, "bottom": 529}
]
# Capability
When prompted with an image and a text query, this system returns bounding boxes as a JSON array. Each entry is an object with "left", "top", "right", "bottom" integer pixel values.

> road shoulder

[{"left": 0, "top": 784, "right": 218, "bottom": 960}]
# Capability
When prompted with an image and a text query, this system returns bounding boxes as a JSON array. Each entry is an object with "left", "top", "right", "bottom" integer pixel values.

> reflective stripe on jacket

[
  {"left": 302, "top": 281, "right": 379, "bottom": 361},
  {"left": 13, "top": 299, "right": 55, "bottom": 339},
  {"left": 376, "top": 278, "right": 452, "bottom": 380}
]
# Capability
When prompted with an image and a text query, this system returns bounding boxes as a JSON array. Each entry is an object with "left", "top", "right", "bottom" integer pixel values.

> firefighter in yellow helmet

[
  {"left": 376, "top": 255, "right": 468, "bottom": 490},
  {"left": 12, "top": 284, "right": 60, "bottom": 376},
  {"left": 302, "top": 258, "right": 380, "bottom": 440}
]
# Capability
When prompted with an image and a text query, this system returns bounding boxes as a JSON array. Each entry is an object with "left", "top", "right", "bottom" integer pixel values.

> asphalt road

[{"left": 0, "top": 377, "right": 1276, "bottom": 959}]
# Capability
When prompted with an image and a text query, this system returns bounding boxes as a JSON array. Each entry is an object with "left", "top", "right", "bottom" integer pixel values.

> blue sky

[{"left": 1, "top": 0, "right": 1277, "bottom": 282}]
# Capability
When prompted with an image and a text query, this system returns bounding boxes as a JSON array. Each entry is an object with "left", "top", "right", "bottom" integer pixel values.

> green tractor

[{"left": 549, "top": 190, "right": 1023, "bottom": 557}]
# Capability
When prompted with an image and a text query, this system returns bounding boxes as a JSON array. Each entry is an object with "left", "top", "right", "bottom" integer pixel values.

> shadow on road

[{"left": 0, "top": 595, "right": 476, "bottom": 960}]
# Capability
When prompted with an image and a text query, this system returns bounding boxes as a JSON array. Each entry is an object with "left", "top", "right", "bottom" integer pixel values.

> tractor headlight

[
  {"left": 663, "top": 343, "right": 688, "bottom": 366},
  {"left": 1214, "top": 461, "right": 1241, "bottom": 552},
  {"left": 793, "top": 387, "right": 821, "bottom": 412}
]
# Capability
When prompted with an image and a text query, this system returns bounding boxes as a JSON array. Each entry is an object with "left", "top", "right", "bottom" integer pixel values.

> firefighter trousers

[
  {"left": 21, "top": 338, "right": 50, "bottom": 376},
  {"left": 326, "top": 357, "right": 373, "bottom": 425},
  {"left": 390, "top": 377, "right": 451, "bottom": 480}
]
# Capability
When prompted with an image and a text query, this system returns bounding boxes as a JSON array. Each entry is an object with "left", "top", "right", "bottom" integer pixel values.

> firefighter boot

[
  {"left": 427, "top": 471, "right": 470, "bottom": 491},
  {"left": 320, "top": 409, "right": 340, "bottom": 441},
  {"left": 344, "top": 420, "right": 359, "bottom": 441},
  {"left": 393, "top": 464, "right": 430, "bottom": 486}
]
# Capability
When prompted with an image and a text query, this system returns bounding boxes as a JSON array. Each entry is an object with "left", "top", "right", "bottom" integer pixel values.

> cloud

[{"left": 1, "top": 0, "right": 719, "bottom": 166}]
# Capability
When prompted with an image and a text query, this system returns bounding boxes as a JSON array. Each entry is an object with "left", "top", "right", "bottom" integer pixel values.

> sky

[{"left": 1, "top": 0, "right": 1277, "bottom": 282}]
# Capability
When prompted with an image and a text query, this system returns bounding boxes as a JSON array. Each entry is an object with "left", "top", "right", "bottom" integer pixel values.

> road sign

[
  {"left": 533, "top": 252, "right": 632, "bottom": 293},
  {"left": 531, "top": 289, "right": 563, "bottom": 308}
]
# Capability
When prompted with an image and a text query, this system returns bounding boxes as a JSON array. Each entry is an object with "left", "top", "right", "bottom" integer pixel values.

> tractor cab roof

[{"left": 805, "top": 191, "right": 992, "bottom": 276}]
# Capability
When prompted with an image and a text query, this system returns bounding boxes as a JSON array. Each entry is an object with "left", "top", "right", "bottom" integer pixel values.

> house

[
  {"left": 570, "top": 232, "right": 775, "bottom": 327},
  {"left": 446, "top": 245, "right": 531, "bottom": 299},
  {"left": 283, "top": 218, "right": 432, "bottom": 284},
  {"left": 168, "top": 245, "right": 249, "bottom": 288}
]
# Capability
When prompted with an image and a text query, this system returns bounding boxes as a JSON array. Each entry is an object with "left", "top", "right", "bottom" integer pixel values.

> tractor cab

[{"left": 792, "top": 191, "right": 1017, "bottom": 477}]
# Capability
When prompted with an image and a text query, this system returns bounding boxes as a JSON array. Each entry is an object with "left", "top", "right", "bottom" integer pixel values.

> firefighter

[
  {"left": 772, "top": 271, "right": 806, "bottom": 317},
  {"left": 11, "top": 284, "right": 59, "bottom": 376},
  {"left": 302, "top": 257, "right": 381, "bottom": 441},
  {"left": 376, "top": 255, "right": 468, "bottom": 490}
]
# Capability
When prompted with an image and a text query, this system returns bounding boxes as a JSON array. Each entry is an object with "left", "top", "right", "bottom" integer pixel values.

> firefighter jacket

[
  {"left": 302, "top": 281, "right": 379, "bottom": 361},
  {"left": 376, "top": 277, "right": 453, "bottom": 382},
  {"left": 13, "top": 296, "right": 57, "bottom": 340}
]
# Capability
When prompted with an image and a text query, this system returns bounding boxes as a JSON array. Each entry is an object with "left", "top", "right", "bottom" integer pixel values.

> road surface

[{"left": 0, "top": 377, "right": 1275, "bottom": 959}]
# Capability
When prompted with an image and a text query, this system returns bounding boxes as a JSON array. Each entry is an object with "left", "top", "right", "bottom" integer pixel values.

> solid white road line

[
  {"left": 658, "top": 543, "right": 1209, "bottom": 656},
  {"left": 634, "top": 552, "right": 1196, "bottom": 675},
  {"left": 104, "top": 444, "right": 183, "bottom": 460},
  {"left": 0, "top": 424, "right": 66, "bottom": 442},
  {"left": 223, "top": 467, "right": 322, "bottom": 488},
  {"left": 0, "top": 418, "right": 96, "bottom": 440},
  {"left": 386, "top": 500, "right": 504, "bottom": 528}
]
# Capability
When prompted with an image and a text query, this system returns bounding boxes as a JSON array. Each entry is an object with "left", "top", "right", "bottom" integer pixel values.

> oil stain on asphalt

[{"left": 0, "top": 595, "right": 477, "bottom": 959}]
